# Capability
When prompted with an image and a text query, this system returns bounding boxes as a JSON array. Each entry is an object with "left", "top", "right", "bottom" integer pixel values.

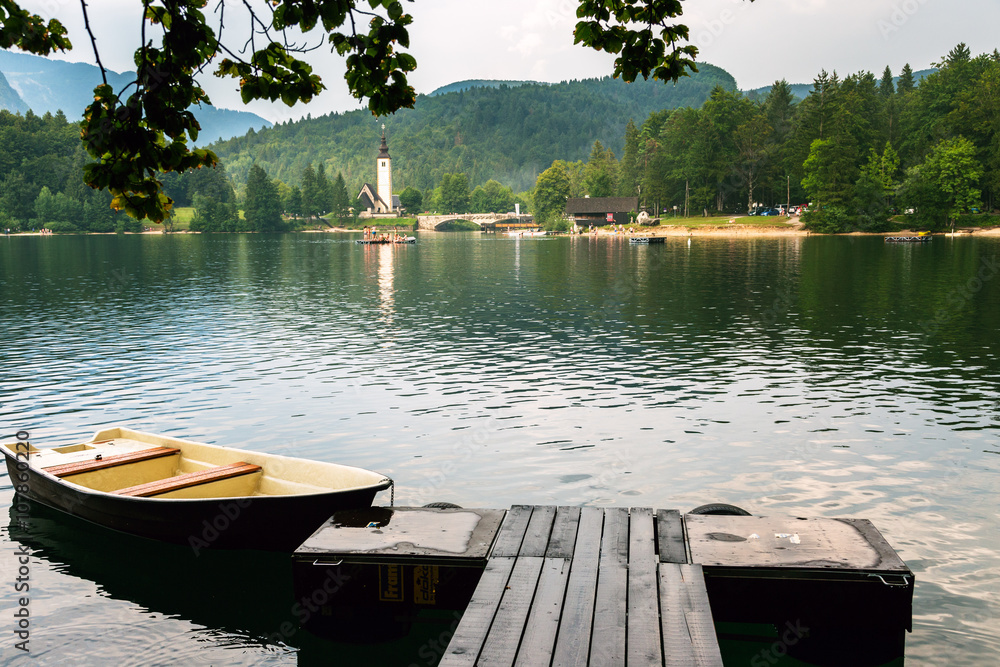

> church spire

[{"left": 378, "top": 123, "right": 390, "bottom": 159}]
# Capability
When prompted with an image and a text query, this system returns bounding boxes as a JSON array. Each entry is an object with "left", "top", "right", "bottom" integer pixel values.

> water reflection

[
  {"left": 377, "top": 243, "right": 395, "bottom": 323},
  {"left": 0, "top": 234, "right": 997, "bottom": 664}
]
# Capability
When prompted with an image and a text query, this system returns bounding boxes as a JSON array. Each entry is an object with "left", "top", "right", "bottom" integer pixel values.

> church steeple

[
  {"left": 376, "top": 123, "right": 393, "bottom": 212},
  {"left": 378, "top": 126, "right": 391, "bottom": 159}
]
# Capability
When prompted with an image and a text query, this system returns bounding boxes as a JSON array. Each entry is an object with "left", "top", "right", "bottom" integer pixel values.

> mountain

[
  {"left": 211, "top": 64, "right": 738, "bottom": 193},
  {"left": 744, "top": 68, "right": 937, "bottom": 101},
  {"left": 429, "top": 80, "right": 539, "bottom": 96},
  {"left": 0, "top": 50, "right": 271, "bottom": 144},
  {"left": 0, "top": 69, "right": 28, "bottom": 113}
]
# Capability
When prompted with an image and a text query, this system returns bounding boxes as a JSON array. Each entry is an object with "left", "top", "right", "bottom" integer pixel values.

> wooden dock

[
  {"left": 438, "top": 505, "right": 723, "bottom": 666},
  {"left": 293, "top": 505, "right": 913, "bottom": 665}
]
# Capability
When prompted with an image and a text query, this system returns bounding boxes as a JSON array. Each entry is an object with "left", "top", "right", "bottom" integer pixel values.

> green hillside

[
  {"left": 429, "top": 79, "right": 539, "bottom": 96},
  {"left": 210, "top": 65, "right": 737, "bottom": 193}
]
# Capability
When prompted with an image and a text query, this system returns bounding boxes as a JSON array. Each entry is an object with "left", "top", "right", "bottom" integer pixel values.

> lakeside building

[
  {"left": 357, "top": 127, "right": 400, "bottom": 217},
  {"left": 565, "top": 197, "right": 639, "bottom": 227}
]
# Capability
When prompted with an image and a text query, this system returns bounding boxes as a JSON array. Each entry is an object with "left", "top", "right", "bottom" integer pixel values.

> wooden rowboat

[{"left": 2, "top": 427, "right": 392, "bottom": 552}]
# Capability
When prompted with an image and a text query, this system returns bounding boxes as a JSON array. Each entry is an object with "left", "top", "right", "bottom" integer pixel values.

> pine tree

[
  {"left": 879, "top": 66, "right": 895, "bottom": 97},
  {"left": 584, "top": 140, "right": 618, "bottom": 197},
  {"left": 301, "top": 163, "right": 321, "bottom": 218},
  {"left": 332, "top": 172, "right": 351, "bottom": 222},
  {"left": 618, "top": 119, "right": 642, "bottom": 197},
  {"left": 896, "top": 64, "right": 916, "bottom": 95},
  {"left": 244, "top": 164, "right": 283, "bottom": 232}
]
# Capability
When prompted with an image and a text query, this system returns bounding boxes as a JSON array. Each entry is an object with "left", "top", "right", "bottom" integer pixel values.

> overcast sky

[{"left": 17, "top": 0, "right": 1000, "bottom": 123}]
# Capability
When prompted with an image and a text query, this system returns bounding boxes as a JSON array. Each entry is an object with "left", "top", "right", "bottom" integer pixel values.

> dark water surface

[{"left": 0, "top": 232, "right": 997, "bottom": 665}]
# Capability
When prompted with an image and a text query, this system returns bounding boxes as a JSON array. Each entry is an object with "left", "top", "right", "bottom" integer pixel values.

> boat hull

[{"left": 3, "top": 436, "right": 391, "bottom": 552}]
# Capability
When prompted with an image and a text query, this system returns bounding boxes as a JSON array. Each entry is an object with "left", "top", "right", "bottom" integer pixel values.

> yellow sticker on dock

[
  {"left": 379, "top": 564, "right": 404, "bottom": 602},
  {"left": 413, "top": 565, "right": 439, "bottom": 605}
]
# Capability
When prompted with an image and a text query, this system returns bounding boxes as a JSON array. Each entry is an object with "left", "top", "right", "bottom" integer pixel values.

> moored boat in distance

[
  {"left": 505, "top": 229, "right": 547, "bottom": 237},
  {"left": 629, "top": 236, "right": 665, "bottom": 244},
  {"left": 2, "top": 427, "right": 392, "bottom": 551},
  {"left": 885, "top": 236, "right": 932, "bottom": 243}
]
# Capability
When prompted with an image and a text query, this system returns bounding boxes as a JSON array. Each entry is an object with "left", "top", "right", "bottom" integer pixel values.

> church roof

[
  {"left": 377, "top": 133, "right": 390, "bottom": 159},
  {"left": 358, "top": 182, "right": 386, "bottom": 209}
]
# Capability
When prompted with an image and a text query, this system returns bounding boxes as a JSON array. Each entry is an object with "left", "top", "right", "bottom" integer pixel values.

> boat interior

[{"left": 2, "top": 427, "right": 389, "bottom": 500}]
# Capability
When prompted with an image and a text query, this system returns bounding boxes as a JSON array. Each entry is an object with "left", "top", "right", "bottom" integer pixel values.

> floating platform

[
  {"left": 292, "top": 506, "right": 914, "bottom": 666},
  {"left": 884, "top": 236, "right": 931, "bottom": 243},
  {"left": 356, "top": 237, "right": 416, "bottom": 245},
  {"left": 629, "top": 236, "right": 666, "bottom": 244}
]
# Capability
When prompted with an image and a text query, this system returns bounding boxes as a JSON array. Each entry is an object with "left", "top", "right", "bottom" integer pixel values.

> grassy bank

[{"left": 652, "top": 215, "right": 793, "bottom": 228}]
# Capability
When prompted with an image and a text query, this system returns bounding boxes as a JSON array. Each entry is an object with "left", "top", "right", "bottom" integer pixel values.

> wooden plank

[
  {"left": 545, "top": 506, "right": 581, "bottom": 559},
  {"left": 519, "top": 505, "right": 557, "bottom": 557},
  {"left": 589, "top": 507, "right": 629, "bottom": 667},
  {"left": 551, "top": 506, "right": 605, "bottom": 667},
  {"left": 439, "top": 557, "right": 517, "bottom": 667},
  {"left": 513, "top": 557, "right": 571, "bottom": 667},
  {"left": 42, "top": 447, "right": 179, "bottom": 478},
  {"left": 478, "top": 556, "right": 545, "bottom": 667},
  {"left": 656, "top": 509, "right": 687, "bottom": 564},
  {"left": 628, "top": 508, "right": 662, "bottom": 666},
  {"left": 114, "top": 462, "right": 261, "bottom": 497},
  {"left": 659, "top": 563, "right": 723, "bottom": 667},
  {"left": 491, "top": 505, "right": 533, "bottom": 558}
]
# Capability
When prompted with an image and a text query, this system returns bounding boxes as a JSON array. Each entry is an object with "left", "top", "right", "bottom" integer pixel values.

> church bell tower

[{"left": 376, "top": 124, "right": 393, "bottom": 212}]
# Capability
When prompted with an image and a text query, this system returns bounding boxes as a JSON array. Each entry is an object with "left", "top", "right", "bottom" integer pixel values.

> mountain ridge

[
  {"left": 0, "top": 49, "right": 272, "bottom": 145},
  {"left": 0, "top": 69, "right": 28, "bottom": 113},
  {"left": 429, "top": 79, "right": 540, "bottom": 96}
]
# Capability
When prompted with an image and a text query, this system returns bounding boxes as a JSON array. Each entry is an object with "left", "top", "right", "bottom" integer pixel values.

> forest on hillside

[
  {"left": 533, "top": 44, "right": 1000, "bottom": 232},
  {"left": 1, "top": 47, "right": 997, "bottom": 234},
  {"left": 209, "top": 66, "right": 738, "bottom": 195}
]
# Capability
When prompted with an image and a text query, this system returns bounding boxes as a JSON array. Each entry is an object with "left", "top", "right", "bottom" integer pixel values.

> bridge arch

[{"left": 416, "top": 213, "right": 518, "bottom": 231}]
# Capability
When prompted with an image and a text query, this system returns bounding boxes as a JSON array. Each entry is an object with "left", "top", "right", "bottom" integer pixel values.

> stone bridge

[{"left": 416, "top": 212, "right": 518, "bottom": 231}]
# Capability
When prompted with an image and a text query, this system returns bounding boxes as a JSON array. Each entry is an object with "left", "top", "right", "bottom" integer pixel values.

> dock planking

[{"left": 439, "top": 506, "right": 723, "bottom": 667}]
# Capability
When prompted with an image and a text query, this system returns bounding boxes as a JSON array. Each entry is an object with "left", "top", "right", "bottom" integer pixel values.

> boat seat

[
  {"left": 114, "top": 462, "right": 262, "bottom": 498},
  {"left": 42, "top": 447, "right": 180, "bottom": 478}
]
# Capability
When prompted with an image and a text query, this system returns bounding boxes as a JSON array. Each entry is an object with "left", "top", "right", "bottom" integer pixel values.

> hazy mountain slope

[
  {"left": 0, "top": 69, "right": 28, "bottom": 113},
  {"left": 0, "top": 49, "right": 271, "bottom": 143},
  {"left": 212, "top": 64, "right": 738, "bottom": 193}
]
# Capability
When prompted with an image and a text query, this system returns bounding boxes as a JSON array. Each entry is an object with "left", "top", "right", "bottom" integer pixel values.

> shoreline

[{"left": 5, "top": 225, "right": 1000, "bottom": 238}]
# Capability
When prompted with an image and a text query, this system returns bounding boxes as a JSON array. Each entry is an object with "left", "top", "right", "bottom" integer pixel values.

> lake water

[{"left": 0, "top": 232, "right": 998, "bottom": 665}]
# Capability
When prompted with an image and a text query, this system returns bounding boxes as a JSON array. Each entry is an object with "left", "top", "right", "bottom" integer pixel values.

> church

[{"left": 357, "top": 126, "right": 399, "bottom": 216}]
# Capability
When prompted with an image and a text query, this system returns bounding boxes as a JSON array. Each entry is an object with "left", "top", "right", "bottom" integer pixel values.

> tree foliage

[
  {"left": 533, "top": 162, "right": 571, "bottom": 226},
  {"left": 901, "top": 137, "right": 982, "bottom": 231},
  {"left": 0, "top": 0, "right": 721, "bottom": 223},
  {"left": 243, "top": 164, "right": 284, "bottom": 232},
  {"left": 398, "top": 186, "right": 422, "bottom": 213}
]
